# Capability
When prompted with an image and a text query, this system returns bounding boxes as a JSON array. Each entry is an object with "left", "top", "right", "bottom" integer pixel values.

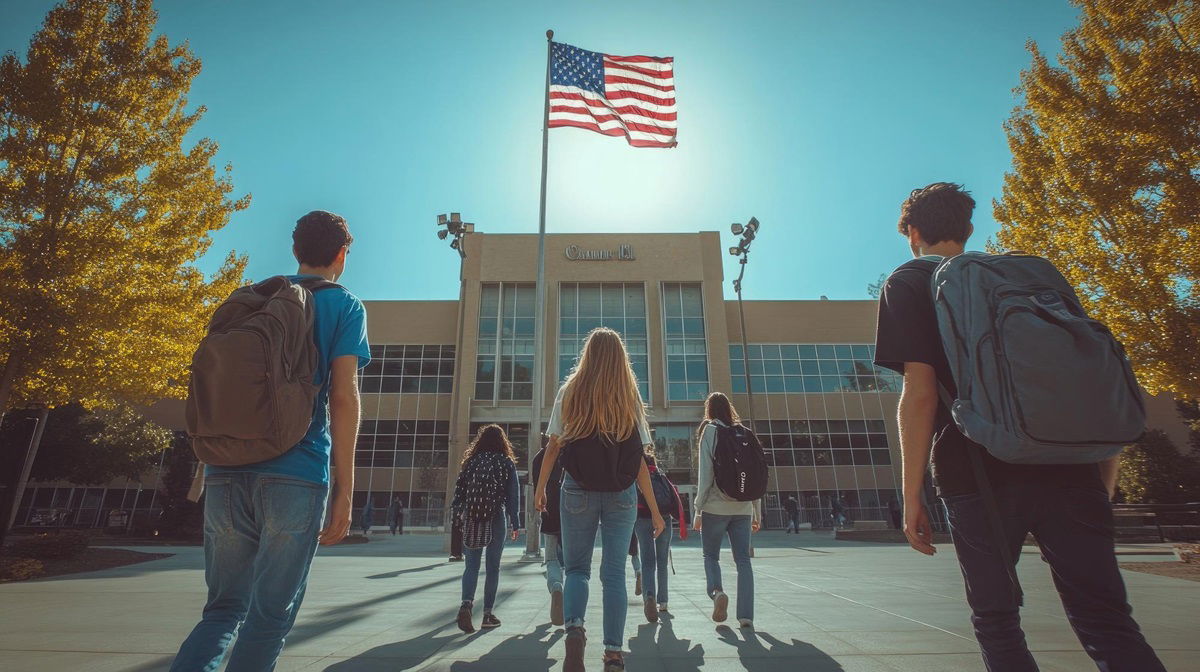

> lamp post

[
  {"left": 729, "top": 217, "right": 760, "bottom": 424},
  {"left": 438, "top": 213, "right": 472, "bottom": 555}
]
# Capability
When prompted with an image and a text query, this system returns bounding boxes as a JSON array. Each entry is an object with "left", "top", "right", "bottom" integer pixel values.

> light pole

[
  {"left": 438, "top": 213, "right": 472, "bottom": 554},
  {"left": 728, "top": 217, "right": 760, "bottom": 424}
]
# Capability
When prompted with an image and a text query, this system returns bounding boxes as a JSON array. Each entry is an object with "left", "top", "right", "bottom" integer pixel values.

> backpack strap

[
  {"left": 936, "top": 383, "right": 1024, "bottom": 606},
  {"left": 295, "top": 276, "right": 343, "bottom": 294}
]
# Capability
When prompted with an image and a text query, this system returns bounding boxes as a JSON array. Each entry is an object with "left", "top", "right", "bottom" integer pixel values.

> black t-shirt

[{"left": 873, "top": 258, "right": 1102, "bottom": 497}]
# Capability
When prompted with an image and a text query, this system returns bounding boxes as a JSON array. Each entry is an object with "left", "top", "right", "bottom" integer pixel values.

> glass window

[
  {"left": 663, "top": 283, "right": 708, "bottom": 401},
  {"left": 477, "top": 283, "right": 535, "bottom": 401},
  {"left": 729, "top": 343, "right": 901, "bottom": 397},
  {"left": 559, "top": 283, "right": 649, "bottom": 401},
  {"left": 360, "top": 343, "right": 455, "bottom": 397}
]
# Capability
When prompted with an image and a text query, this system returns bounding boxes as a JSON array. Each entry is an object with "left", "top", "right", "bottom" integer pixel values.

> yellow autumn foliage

[
  {"left": 0, "top": 0, "right": 248, "bottom": 412},
  {"left": 992, "top": 0, "right": 1200, "bottom": 401}
]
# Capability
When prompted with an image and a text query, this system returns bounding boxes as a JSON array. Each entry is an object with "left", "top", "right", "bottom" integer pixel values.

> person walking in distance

[
  {"left": 452, "top": 424, "right": 522, "bottom": 633},
  {"left": 531, "top": 437, "right": 566, "bottom": 626},
  {"left": 830, "top": 495, "right": 846, "bottom": 530},
  {"left": 887, "top": 496, "right": 902, "bottom": 531},
  {"left": 875, "top": 182, "right": 1164, "bottom": 671},
  {"left": 389, "top": 496, "right": 405, "bottom": 535},
  {"left": 693, "top": 392, "right": 765, "bottom": 630},
  {"left": 171, "top": 210, "right": 371, "bottom": 672},
  {"left": 784, "top": 495, "right": 801, "bottom": 533},
  {"left": 633, "top": 448, "right": 687, "bottom": 622},
  {"left": 534, "top": 328, "right": 666, "bottom": 672}
]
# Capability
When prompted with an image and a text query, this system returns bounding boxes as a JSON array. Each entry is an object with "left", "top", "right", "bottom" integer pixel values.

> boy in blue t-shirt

[{"left": 172, "top": 211, "right": 371, "bottom": 672}]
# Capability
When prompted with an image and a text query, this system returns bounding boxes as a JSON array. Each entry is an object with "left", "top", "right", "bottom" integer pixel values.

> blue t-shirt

[{"left": 208, "top": 275, "right": 371, "bottom": 485}]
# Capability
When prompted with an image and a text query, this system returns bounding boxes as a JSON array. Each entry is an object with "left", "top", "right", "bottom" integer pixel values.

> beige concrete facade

[{"left": 15, "top": 231, "right": 1192, "bottom": 530}]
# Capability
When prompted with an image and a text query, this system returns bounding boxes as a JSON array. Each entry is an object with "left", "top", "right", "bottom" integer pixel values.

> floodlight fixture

[
  {"left": 450, "top": 238, "right": 460, "bottom": 250},
  {"left": 438, "top": 229, "right": 449, "bottom": 240},
  {"left": 729, "top": 246, "right": 742, "bottom": 256},
  {"left": 450, "top": 212, "right": 461, "bottom": 223},
  {"left": 731, "top": 223, "right": 744, "bottom": 235},
  {"left": 747, "top": 217, "right": 759, "bottom": 233},
  {"left": 438, "top": 213, "right": 448, "bottom": 226}
]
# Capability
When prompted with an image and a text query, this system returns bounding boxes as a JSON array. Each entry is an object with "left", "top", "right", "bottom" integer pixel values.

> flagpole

[{"left": 524, "top": 29, "right": 553, "bottom": 560}]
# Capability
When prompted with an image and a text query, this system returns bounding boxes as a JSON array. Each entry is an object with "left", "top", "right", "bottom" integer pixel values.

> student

[
  {"left": 534, "top": 327, "right": 666, "bottom": 672},
  {"left": 452, "top": 424, "right": 522, "bottom": 633},
  {"left": 693, "top": 392, "right": 761, "bottom": 629},
  {"left": 389, "top": 496, "right": 405, "bottom": 535},
  {"left": 629, "top": 534, "right": 641, "bottom": 596},
  {"left": 360, "top": 499, "right": 374, "bottom": 536},
  {"left": 530, "top": 440, "right": 565, "bottom": 626},
  {"left": 171, "top": 210, "right": 370, "bottom": 672},
  {"left": 874, "top": 182, "right": 1164, "bottom": 672},
  {"left": 784, "top": 495, "right": 801, "bottom": 533},
  {"left": 830, "top": 495, "right": 846, "bottom": 530},
  {"left": 633, "top": 449, "right": 686, "bottom": 623}
]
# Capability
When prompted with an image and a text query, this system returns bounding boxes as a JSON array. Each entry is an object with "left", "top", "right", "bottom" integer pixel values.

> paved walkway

[{"left": 0, "top": 531, "right": 1195, "bottom": 671}]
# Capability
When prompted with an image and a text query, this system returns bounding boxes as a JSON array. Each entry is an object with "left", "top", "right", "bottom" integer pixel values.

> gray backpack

[
  {"left": 186, "top": 275, "right": 338, "bottom": 466},
  {"left": 928, "top": 252, "right": 1145, "bottom": 464}
]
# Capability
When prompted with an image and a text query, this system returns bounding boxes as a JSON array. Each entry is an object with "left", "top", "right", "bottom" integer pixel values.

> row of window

[
  {"left": 729, "top": 343, "right": 902, "bottom": 394},
  {"left": 360, "top": 345, "right": 456, "bottom": 394},
  {"left": 354, "top": 420, "right": 451, "bottom": 468},
  {"left": 14, "top": 486, "right": 162, "bottom": 529}
]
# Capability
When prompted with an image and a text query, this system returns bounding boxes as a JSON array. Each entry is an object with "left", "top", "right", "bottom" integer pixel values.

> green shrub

[
  {"left": 0, "top": 557, "right": 45, "bottom": 582},
  {"left": 9, "top": 531, "right": 90, "bottom": 560}
]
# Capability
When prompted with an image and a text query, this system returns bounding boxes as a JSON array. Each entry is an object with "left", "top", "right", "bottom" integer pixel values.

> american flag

[{"left": 549, "top": 41, "right": 677, "bottom": 148}]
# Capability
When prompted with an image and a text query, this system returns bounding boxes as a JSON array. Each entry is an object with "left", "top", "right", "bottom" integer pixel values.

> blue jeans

[
  {"left": 634, "top": 517, "right": 670, "bottom": 604},
  {"left": 559, "top": 474, "right": 637, "bottom": 652},
  {"left": 700, "top": 512, "right": 754, "bottom": 621},
  {"left": 943, "top": 484, "right": 1164, "bottom": 672},
  {"left": 544, "top": 533, "right": 563, "bottom": 593},
  {"left": 171, "top": 473, "right": 328, "bottom": 672},
  {"left": 461, "top": 510, "right": 506, "bottom": 611}
]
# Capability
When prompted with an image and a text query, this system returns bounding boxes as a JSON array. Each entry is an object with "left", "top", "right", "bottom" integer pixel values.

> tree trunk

[
  {"left": 0, "top": 350, "right": 25, "bottom": 427},
  {"left": 1, "top": 405, "right": 49, "bottom": 547}
]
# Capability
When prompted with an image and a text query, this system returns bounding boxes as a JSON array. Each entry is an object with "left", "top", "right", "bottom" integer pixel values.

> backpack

[
  {"left": 642, "top": 468, "right": 680, "bottom": 520},
  {"left": 561, "top": 432, "right": 644, "bottom": 492},
  {"left": 712, "top": 423, "right": 769, "bottom": 501},
  {"left": 926, "top": 252, "right": 1145, "bottom": 464},
  {"left": 185, "top": 275, "right": 339, "bottom": 466}
]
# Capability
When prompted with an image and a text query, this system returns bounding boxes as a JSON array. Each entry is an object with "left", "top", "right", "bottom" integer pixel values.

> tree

[
  {"left": 866, "top": 273, "right": 887, "bottom": 300},
  {"left": 992, "top": 0, "right": 1200, "bottom": 402},
  {"left": 0, "top": 0, "right": 249, "bottom": 415},
  {"left": 155, "top": 432, "right": 201, "bottom": 539},
  {"left": 1118, "top": 430, "right": 1200, "bottom": 504},
  {"left": 0, "top": 403, "right": 169, "bottom": 485}
]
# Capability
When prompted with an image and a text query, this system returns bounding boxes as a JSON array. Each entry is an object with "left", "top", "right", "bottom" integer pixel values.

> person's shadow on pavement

[
  {"left": 716, "top": 625, "right": 844, "bottom": 671},
  {"left": 627, "top": 615, "right": 705, "bottom": 670},
  {"left": 325, "top": 624, "right": 482, "bottom": 671},
  {"left": 448, "top": 623, "right": 562, "bottom": 672}
]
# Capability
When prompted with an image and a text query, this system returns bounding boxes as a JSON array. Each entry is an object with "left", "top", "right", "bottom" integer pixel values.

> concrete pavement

[{"left": 0, "top": 531, "right": 1195, "bottom": 671}]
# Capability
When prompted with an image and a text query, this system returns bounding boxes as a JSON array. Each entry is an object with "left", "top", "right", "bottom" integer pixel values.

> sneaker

[
  {"left": 634, "top": 572, "right": 643, "bottom": 596},
  {"left": 738, "top": 618, "right": 754, "bottom": 629},
  {"left": 712, "top": 590, "right": 729, "bottom": 623},
  {"left": 564, "top": 626, "right": 586, "bottom": 672},
  {"left": 643, "top": 597, "right": 659, "bottom": 623},
  {"left": 448, "top": 556, "right": 463, "bottom": 562},
  {"left": 658, "top": 603, "right": 669, "bottom": 613},
  {"left": 550, "top": 590, "right": 564, "bottom": 626},
  {"left": 456, "top": 603, "right": 474, "bottom": 633},
  {"left": 603, "top": 654, "right": 626, "bottom": 671},
  {"left": 481, "top": 613, "right": 501, "bottom": 629}
]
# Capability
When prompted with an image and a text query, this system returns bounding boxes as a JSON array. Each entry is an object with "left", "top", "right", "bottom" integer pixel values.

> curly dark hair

[
  {"left": 461, "top": 424, "right": 517, "bottom": 465},
  {"left": 897, "top": 182, "right": 974, "bottom": 245},
  {"left": 293, "top": 210, "right": 353, "bottom": 267}
]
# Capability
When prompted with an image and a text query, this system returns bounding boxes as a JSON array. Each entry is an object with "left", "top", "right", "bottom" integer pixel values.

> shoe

[
  {"left": 643, "top": 597, "right": 659, "bottom": 623},
  {"left": 658, "top": 603, "right": 669, "bottom": 613},
  {"left": 550, "top": 590, "right": 564, "bottom": 626},
  {"left": 738, "top": 618, "right": 754, "bottom": 629},
  {"left": 712, "top": 590, "right": 729, "bottom": 623},
  {"left": 634, "top": 572, "right": 642, "bottom": 596},
  {"left": 449, "top": 556, "right": 463, "bottom": 562},
  {"left": 456, "top": 603, "right": 474, "bottom": 633},
  {"left": 564, "top": 626, "right": 586, "bottom": 672},
  {"left": 481, "top": 613, "right": 501, "bottom": 629},
  {"left": 603, "top": 654, "right": 625, "bottom": 671}
]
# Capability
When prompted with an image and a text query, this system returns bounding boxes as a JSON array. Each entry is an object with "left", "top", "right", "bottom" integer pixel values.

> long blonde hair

[{"left": 559, "top": 327, "right": 646, "bottom": 442}]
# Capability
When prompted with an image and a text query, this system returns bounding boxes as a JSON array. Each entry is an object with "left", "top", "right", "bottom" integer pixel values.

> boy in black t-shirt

[{"left": 873, "top": 183, "right": 1163, "bottom": 672}]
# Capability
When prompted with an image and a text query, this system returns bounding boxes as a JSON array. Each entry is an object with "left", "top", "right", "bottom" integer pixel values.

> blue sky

[{"left": 1, "top": 0, "right": 1080, "bottom": 301}]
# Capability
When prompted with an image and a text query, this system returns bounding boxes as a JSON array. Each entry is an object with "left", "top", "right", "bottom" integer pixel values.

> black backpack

[
  {"left": 561, "top": 432, "right": 643, "bottom": 492},
  {"left": 712, "top": 423, "right": 768, "bottom": 501},
  {"left": 641, "top": 469, "right": 680, "bottom": 519}
]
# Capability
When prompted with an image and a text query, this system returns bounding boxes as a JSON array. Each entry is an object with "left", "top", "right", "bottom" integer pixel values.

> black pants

[{"left": 942, "top": 483, "right": 1164, "bottom": 672}]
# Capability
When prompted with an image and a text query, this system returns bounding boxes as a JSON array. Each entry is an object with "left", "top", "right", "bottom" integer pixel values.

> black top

[{"left": 873, "top": 258, "right": 1102, "bottom": 497}]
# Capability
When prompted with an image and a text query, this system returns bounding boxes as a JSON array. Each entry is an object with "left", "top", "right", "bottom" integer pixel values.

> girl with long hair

[
  {"left": 452, "top": 424, "right": 522, "bottom": 633},
  {"left": 693, "top": 392, "right": 761, "bottom": 629},
  {"left": 535, "top": 328, "right": 666, "bottom": 672}
]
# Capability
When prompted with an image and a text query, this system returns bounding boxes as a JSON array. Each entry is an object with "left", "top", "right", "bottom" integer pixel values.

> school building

[{"left": 12, "top": 231, "right": 1191, "bottom": 531}]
